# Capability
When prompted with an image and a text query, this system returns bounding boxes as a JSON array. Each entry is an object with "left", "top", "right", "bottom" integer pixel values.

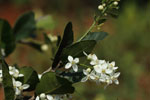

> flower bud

[
  {"left": 102, "top": 3, "right": 106, "bottom": 7},
  {"left": 87, "top": 68, "right": 91, "bottom": 73},
  {"left": 98, "top": 5, "right": 104, "bottom": 10},
  {"left": 113, "top": 1, "right": 118, "bottom": 6},
  {"left": 41, "top": 44, "right": 48, "bottom": 51},
  {"left": 40, "top": 93, "right": 46, "bottom": 99}
]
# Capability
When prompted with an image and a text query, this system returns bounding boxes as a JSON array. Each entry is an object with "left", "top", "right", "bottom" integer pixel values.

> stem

[
  {"left": 78, "top": 7, "right": 107, "bottom": 41},
  {"left": 78, "top": 21, "right": 96, "bottom": 41},
  {"left": 79, "top": 64, "right": 93, "bottom": 69}
]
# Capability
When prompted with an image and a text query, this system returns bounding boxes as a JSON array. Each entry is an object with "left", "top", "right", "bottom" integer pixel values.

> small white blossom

[
  {"left": 94, "top": 63, "right": 112, "bottom": 74},
  {"left": 12, "top": 78, "right": 30, "bottom": 95},
  {"left": 83, "top": 52, "right": 98, "bottom": 61},
  {"left": 65, "top": 56, "right": 79, "bottom": 72},
  {"left": 9, "top": 66, "right": 24, "bottom": 78},
  {"left": 90, "top": 59, "right": 105, "bottom": 66},
  {"left": 109, "top": 72, "right": 120, "bottom": 85},
  {"left": 98, "top": 5, "right": 104, "bottom": 10},
  {"left": 107, "top": 61, "right": 118, "bottom": 70},
  {"left": 81, "top": 68, "right": 96, "bottom": 82},
  {"left": 41, "top": 44, "right": 49, "bottom": 51}
]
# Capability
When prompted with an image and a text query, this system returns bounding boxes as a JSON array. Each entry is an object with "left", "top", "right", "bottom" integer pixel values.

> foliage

[{"left": 0, "top": 0, "right": 122, "bottom": 100}]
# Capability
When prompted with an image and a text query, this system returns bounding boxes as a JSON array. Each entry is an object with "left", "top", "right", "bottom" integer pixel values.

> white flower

[
  {"left": 90, "top": 59, "right": 105, "bottom": 66},
  {"left": 41, "top": 44, "right": 49, "bottom": 51},
  {"left": 110, "top": 72, "right": 120, "bottom": 85},
  {"left": 0, "top": 70, "right": 3, "bottom": 83},
  {"left": 81, "top": 68, "right": 96, "bottom": 82},
  {"left": 13, "top": 78, "right": 30, "bottom": 95},
  {"left": 83, "top": 52, "right": 98, "bottom": 61},
  {"left": 65, "top": 56, "right": 79, "bottom": 72},
  {"left": 98, "top": 5, "right": 104, "bottom": 10},
  {"left": 9, "top": 66, "right": 24, "bottom": 78},
  {"left": 113, "top": 1, "right": 118, "bottom": 6},
  {"left": 99, "top": 74, "right": 109, "bottom": 83},
  {"left": 107, "top": 61, "right": 118, "bottom": 70},
  {"left": 94, "top": 63, "right": 112, "bottom": 74},
  {"left": 36, "top": 93, "right": 53, "bottom": 100}
]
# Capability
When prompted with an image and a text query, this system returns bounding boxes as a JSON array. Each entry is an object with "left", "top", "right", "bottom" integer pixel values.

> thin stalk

[{"left": 78, "top": 21, "right": 96, "bottom": 41}]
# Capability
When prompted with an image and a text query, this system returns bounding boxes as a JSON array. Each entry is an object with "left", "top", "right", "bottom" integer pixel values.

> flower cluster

[
  {"left": 81, "top": 52, "right": 120, "bottom": 87},
  {"left": 0, "top": 66, "right": 30, "bottom": 96},
  {"left": 64, "top": 52, "right": 120, "bottom": 88},
  {"left": 36, "top": 93, "right": 71, "bottom": 100}
]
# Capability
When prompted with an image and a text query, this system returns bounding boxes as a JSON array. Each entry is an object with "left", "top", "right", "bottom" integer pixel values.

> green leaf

[
  {"left": 0, "top": 59, "right": 15, "bottom": 100},
  {"left": 52, "top": 22, "right": 74, "bottom": 69},
  {"left": 19, "top": 41, "right": 42, "bottom": 52},
  {"left": 35, "top": 72, "right": 74, "bottom": 95},
  {"left": 13, "top": 11, "right": 36, "bottom": 41},
  {"left": 0, "top": 19, "right": 16, "bottom": 57},
  {"left": 60, "top": 40, "right": 96, "bottom": 62},
  {"left": 36, "top": 15, "right": 56, "bottom": 30},
  {"left": 19, "top": 67, "right": 39, "bottom": 91},
  {"left": 81, "top": 32, "right": 108, "bottom": 42}
]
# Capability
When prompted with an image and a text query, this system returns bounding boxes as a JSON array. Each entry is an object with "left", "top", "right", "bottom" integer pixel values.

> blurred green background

[{"left": 0, "top": 0, "right": 150, "bottom": 100}]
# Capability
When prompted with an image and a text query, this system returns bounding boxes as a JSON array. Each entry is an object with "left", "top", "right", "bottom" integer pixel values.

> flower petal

[
  {"left": 114, "top": 72, "right": 120, "bottom": 78},
  {"left": 113, "top": 67, "right": 118, "bottom": 70},
  {"left": 102, "top": 63, "right": 107, "bottom": 69},
  {"left": 90, "top": 74, "right": 96, "bottom": 80},
  {"left": 47, "top": 95, "right": 53, "bottom": 100},
  {"left": 23, "top": 84, "right": 30, "bottom": 89},
  {"left": 18, "top": 74, "right": 24, "bottom": 77},
  {"left": 114, "top": 79, "right": 119, "bottom": 85},
  {"left": 15, "top": 88, "right": 21, "bottom": 95},
  {"left": 99, "top": 60, "right": 105, "bottom": 64},
  {"left": 15, "top": 81, "right": 22, "bottom": 87},
  {"left": 90, "top": 60, "right": 96, "bottom": 65},
  {"left": 92, "top": 54, "right": 98, "bottom": 61},
  {"left": 83, "top": 69, "right": 88, "bottom": 75},
  {"left": 110, "top": 61, "right": 115, "bottom": 66},
  {"left": 68, "top": 56, "right": 73, "bottom": 62},
  {"left": 38, "top": 74, "right": 42, "bottom": 79},
  {"left": 81, "top": 76, "right": 88, "bottom": 82},
  {"left": 74, "top": 58, "right": 79, "bottom": 63},
  {"left": 65, "top": 63, "right": 72, "bottom": 69},
  {"left": 106, "top": 69, "right": 113, "bottom": 74},
  {"left": 72, "top": 65, "right": 78, "bottom": 72},
  {"left": 35, "top": 96, "right": 40, "bottom": 100},
  {"left": 94, "top": 65, "right": 101, "bottom": 73}
]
